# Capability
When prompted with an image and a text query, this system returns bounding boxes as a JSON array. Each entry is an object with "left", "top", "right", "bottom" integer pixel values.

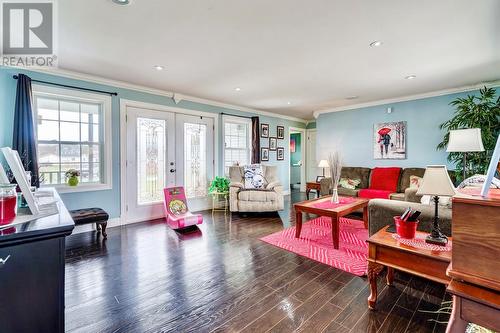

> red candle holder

[
  {"left": 394, "top": 216, "right": 419, "bottom": 239},
  {"left": 0, "top": 184, "right": 18, "bottom": 225}
]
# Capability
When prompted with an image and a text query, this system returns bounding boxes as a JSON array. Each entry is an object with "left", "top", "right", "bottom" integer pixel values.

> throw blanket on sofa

[{"left": 243, "top": 164, "right": 266, "bottom": 189}]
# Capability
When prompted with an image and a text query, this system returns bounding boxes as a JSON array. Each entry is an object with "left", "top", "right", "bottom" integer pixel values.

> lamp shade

[
  {"left": 318, "top": 160, "right": 329, "bottom": 168},
  {"left": 416, "top": 165, "right": 456, "bottom": 197},
  {"left": 446, "top": 128, "right": 485, "bottom": 152}
]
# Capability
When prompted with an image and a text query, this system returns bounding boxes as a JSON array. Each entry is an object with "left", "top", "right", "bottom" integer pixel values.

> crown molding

[
  {"left": 18, "top": 66, "right": 175, "bottom": 98},
  {"left": 312, "top": 80, "right": 500, "bottom": 119},
  {"left": 179, "top": 94, "right": 308, "bottom": 123},
  {"left": 5, "top": 66, "right": 308, "bottom": 124}
]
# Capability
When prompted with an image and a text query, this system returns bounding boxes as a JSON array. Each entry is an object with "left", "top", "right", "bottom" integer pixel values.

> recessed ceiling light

[
  {"left": 369, "top": 40, "right": 383, "bottom": 47},
  {"left": 153, "top": 65, "right": 164, "bottom": 71},
  {"left": 346, "top": 96, "right": 358, "bottom": 100},
  {"left": 112, "top": 0, "right": 130, "bottom": 5},
  {"left": 405, "top": 75, "right": 417, "bottom": 80},
  {"left": 287, "top": 101, "right": 291, "bottom": 105},
  {"left": 235, "top": 87, "right": 241, "bottom": 91}
]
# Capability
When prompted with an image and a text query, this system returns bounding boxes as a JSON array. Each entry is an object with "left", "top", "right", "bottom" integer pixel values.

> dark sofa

[{"left": 319, "top": 166, "right": 454, "bottom": 236}]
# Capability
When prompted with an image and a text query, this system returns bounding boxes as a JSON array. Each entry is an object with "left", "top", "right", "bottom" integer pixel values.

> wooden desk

[
  {"left": 305, "top": 182, "right": 321, "bottom": 199},
  {"left": 446, "top": 279, "right": 500, "bottom": 333},
  {"left": 445, "top": 190, "right": 500, "bottom": 332},
  {"left": 366, "top": 227, "right": 451, "bottom": 309},
  {"left": 0, "top": 189, "right": 74, "bottom": 333},
  {"left": 448, "top": 190, "right": 500, "bottom": 292},
  {"left": 294, "top": 196, "right": 369, "bottom": 249}
]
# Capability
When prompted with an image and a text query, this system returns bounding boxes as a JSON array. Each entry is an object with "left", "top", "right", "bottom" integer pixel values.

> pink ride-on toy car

[{"left": 163, "top": 187, "right": 203, "bottom": 230}]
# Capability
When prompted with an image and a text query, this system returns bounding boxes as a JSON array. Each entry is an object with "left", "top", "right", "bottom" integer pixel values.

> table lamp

[
  {"left": 446, "top": 128, "right": 484, "bottom": 180},
  {"left": 416, "top": 165, "right": 456, "bottom": 245},
  {"left": 318, "top": 160, "right": 329, "bottom": 178}
]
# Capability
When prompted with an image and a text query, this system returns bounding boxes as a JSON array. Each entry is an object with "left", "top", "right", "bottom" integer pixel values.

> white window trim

[
  {"left": 32, "top": 84, "right": 113, "bottom": 193},
  {"left": 222, "top": 115, "right": 252, "bottom": 174}
]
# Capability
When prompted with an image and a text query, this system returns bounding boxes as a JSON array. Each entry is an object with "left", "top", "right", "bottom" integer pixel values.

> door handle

[
  {"left": 0, "top": 255, "right": 11, "bottom": 265},
  {"left": 170, "top": 169, "right": 176, "bottom": 173}
]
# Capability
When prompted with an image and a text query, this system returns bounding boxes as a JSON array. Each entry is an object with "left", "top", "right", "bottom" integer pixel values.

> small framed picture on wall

[
  {"left": 269, "top": 137, "right": 277, "bottom": 150},
  {"left": 261, "top": 124, "right": 269, "bottom": 138},
  {"left": 277, "top": 126, "right": 285, "bottom": 139},
  {"left": 277, "top": 147, "right": 285, "bottom": 161},
  {"left": 261, "top": 147, "right": 269, "bottom": 161}
]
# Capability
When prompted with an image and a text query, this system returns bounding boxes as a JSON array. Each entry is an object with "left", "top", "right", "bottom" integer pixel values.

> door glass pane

[
  {"left": 184, "top": 123, "right": 207, "bottom": 198},
  {"left": 137, "top": 117, "right": 166, "bottom": 205}
]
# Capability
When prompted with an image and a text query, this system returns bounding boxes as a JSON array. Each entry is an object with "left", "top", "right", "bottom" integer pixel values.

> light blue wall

[
  {"left": 0, "top": 67, "right": 305, "bottom": 217},
  {"left": 316, "top": 88, "right": 499, "bottom": 169}
]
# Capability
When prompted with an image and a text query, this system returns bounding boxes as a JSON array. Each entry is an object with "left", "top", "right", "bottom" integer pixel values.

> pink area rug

[{"left": 260, "top": 217, "right": 369, "bottom": 276}]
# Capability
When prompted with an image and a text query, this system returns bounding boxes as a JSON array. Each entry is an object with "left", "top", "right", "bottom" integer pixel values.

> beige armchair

[{"left": 228, "top": 165, "right": 284, "bottom": 212}]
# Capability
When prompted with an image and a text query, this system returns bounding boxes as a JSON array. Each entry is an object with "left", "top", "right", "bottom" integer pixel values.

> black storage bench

[{"left": 69, "top": 208, "right": 109, "bottom": 238}]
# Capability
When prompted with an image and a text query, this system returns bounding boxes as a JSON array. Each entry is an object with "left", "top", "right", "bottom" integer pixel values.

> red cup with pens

[{"left": 394, "top": 207, "right": 420, "bottom": 239}]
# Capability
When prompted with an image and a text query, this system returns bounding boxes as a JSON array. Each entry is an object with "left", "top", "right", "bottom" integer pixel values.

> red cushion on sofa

[
  {"left": 358, "top": 189, "right": 393, "bottom": 199},
  {"left": 369, "top": 167, "right": 402, "bottom": 191}
]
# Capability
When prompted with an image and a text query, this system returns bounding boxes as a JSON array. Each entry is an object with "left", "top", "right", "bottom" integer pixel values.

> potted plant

[
  {"left": 209, "top": 176, "right": 230, "bottom": 194},
  {"left": 65, "top": 169, "right": 81, "bottom": 187},
  {"left": 437, "top": 86, "right": 500, "bottom": 182}
]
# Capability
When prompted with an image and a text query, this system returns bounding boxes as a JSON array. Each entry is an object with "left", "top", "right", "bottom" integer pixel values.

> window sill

[{"left": 42, "top": 183, "right": 112, "bottom": 194}]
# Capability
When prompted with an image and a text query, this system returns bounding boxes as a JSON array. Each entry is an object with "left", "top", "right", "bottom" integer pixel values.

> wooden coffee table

[
  {"left": 293, "top": 196, "right": 369, "bottom": 249},
  {"left": 367, "top": 226, "right": 452, "bottom": 309}
]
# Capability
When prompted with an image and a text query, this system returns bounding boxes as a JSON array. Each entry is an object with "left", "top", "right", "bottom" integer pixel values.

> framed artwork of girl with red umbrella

[{"left": 373, "top": 121, "right": 407, "bottom": 159}]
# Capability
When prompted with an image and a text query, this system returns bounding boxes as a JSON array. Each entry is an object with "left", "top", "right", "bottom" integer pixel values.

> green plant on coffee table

[
  {"left": 65, "top": 169, "right": 80, "bottom": 187},
  {"left": 209, "top": 176, "right": 230, "bottom": 194},
  {"left": 437, "top": 86, "right": 500, "bottom": 182}
]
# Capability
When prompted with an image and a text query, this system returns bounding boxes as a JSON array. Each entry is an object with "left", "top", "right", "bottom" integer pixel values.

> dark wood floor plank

[
  {"left": 266, "top": 279, "right": 346, "bottom": 332},
  {"left": 63, "top": 191, "right": 450, "bottom": 333},
  {"left": 329, "top": 276, "right": 367, "bottom": 308},
  {"left": 296, "top": 302, "right": 343, "bottom": 333},
  {"left": 323, "top": 321, "right": 351, "bottom": 333},
  {"left": 334, "top": 272, "right": 387, "bottom": 329},
  {"left": 292, "top": 268, "right": 343, "bottom": 302},
  {"left": 396, "top": 275, "right": 429, "bottom": 312},
  {"left": 348, "top": 275, "right": 407, "bottom": 332},
  {"left": 377, "top": 305, "right": 414, "bottom": 333},
  {"left": 404, "top": 282, "right": 447, "bottom": 333},
  {"left": 239, "top": 296, "right": 303, "bottom": 333}
]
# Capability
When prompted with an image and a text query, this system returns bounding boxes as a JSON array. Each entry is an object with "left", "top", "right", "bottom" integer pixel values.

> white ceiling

[{"left": 58, "top": 0, "right": 500, "bottom": 120}]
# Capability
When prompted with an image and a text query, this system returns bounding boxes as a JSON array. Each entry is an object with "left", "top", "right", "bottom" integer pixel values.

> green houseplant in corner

[
  {"left": 437, "top": 86, "right": 500, "bottom": 182},
  {"left": 209, "top": 176, "right": 230, "bottom": 194}
]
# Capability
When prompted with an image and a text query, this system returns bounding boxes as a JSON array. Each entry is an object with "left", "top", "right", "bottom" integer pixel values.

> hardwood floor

[{"left": 65, "top": 191, "right": 450, "bottom": 332}]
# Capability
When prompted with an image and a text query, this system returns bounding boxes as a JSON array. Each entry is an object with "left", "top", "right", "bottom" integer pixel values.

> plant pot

[
  {"left": 394, "top": 216, "right": 419, "bottom": 239},
  {"left": 67, "top": 176, "right": 79, "bottom": 187}
]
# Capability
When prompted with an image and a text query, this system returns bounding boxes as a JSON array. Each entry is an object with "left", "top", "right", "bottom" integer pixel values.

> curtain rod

[
  {"left": 220, "top": 112, "right": 253, "bottom": 119},
  {"left": 13, "top": 75, "right": 118, "bottom": 96}
]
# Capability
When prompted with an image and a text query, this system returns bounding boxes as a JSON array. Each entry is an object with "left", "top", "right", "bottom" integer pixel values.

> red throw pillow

[{"left": 369, "top": 167, "right": 401, "bottom": 192}]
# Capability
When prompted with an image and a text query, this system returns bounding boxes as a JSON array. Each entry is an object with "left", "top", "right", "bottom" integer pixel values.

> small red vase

[{"left": 394, "top": 216, "right": 419, "bottom": 239}]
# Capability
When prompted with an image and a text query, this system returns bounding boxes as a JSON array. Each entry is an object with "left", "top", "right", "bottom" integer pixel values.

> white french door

[
  {"left": 124, "top": 106, "right": 214, "bottom": 223},
  {"left": 175, "top": 114, "right": 214, "bottom": 212},
  {"left": 125, "top": 107, "right": 176, "bottom": 223}
]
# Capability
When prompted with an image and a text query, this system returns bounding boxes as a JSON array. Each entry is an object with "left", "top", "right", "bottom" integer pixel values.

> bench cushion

[
  {"left": 70, "top": 208, "right": 109, "bottom": 225},
  {"left": 358, "top": 189, "right": 393, "bottom": 199}
]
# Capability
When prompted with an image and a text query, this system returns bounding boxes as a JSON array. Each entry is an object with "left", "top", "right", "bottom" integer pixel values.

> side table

[
  {"left": 367, "top": 226, "right": 451, "bottom": 309},
  {"left": 210, "top": 191, "right": 228, "bottom": 214},
  {"left": 305, "top": 182, "right": 321, "bottom": 199}
]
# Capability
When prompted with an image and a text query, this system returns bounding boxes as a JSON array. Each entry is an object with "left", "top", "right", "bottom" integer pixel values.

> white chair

[{"left": 228, "top": 165, "right": 284, "bottom": 212}]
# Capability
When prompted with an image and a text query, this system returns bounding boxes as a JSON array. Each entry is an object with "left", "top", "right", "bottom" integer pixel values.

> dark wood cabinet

[{"left": 0, "top": 189, "right": 74, "bottom": 333}]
